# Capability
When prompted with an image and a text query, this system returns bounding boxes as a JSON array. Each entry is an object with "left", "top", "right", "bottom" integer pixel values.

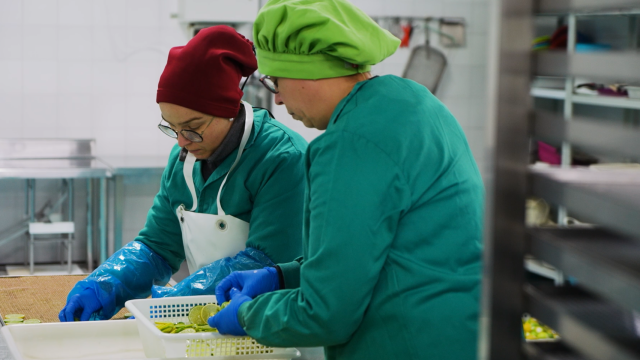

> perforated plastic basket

[{"left": 125, "top": 295, "right": 300, "bottom": 359}]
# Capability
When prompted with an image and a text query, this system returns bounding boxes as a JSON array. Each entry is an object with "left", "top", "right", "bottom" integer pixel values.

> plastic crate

[{"left": 125, "top": 295, "right": 300, "bottom": 359}]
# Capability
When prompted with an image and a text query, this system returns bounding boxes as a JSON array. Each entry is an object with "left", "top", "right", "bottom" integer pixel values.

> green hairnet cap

[{"left": 253, "top": 0, "right": 400, "bottom": 80}]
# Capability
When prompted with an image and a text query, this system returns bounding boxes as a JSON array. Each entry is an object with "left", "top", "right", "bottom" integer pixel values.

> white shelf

[
  {"left": 531, "top": 88, "right": 566, "bottom": 100},
  {"left": 531, "top": 87, "right": 640, "bottom": 110}
]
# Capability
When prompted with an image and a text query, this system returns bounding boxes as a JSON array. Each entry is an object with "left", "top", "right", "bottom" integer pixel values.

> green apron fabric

[
  {"left": 239, "top": 75, "right": 484, "bottom": 360},
  {"left": 136, "top": 108, "right": 308, "bottom": 272}
]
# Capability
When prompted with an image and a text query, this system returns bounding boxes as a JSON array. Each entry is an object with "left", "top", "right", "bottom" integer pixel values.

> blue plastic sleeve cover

[
  {"left": 151, "top": 247, "right": 275, "bottom": 298},
  {"left": 67, "top": 241, "right": 172, "bottom": 320}
]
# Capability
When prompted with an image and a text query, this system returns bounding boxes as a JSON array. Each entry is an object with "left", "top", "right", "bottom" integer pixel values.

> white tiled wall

[
  {"left": 0, "top": 0, "right": 491, "bottom": 161},
  {"left": 0, "top": 0, "right": 181, "bottom": 156},
  {"left": 0, "top": 0, "right": 492, "bottom": 265}
]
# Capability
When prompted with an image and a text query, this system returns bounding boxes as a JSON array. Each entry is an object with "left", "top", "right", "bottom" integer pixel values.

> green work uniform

[
  {"left": 239, "top": 75, "right": 484, "bottom": 360},
  {"left": 136, "top": 108, "right": 308, "bottom": 273}
]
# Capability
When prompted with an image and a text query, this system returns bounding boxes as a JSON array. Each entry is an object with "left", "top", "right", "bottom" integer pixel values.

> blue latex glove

[
  {"left": 215, "top": 267, "right": 279, "bottom": 303},
  {"left": 59, "top": 288, "right": 102, "bottom": 322},
  {"left": 152, "top": 248, "right": 275, "bottom": 298},
  {"left": 61, "top": 241, "right": 172, "bottom": 321},
  {"left": 208, "top": 288, "right": 250, "bottom": 336}
]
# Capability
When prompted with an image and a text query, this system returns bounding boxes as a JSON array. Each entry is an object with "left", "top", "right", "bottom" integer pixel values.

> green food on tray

[
  {"left": 153, "top": 303, "right": 224, "bottom": 333},
  {"left": 522, "top": 315, "right": 560, "bottom": 341},
  {"left": 4, "top": 314, "right": 25, "bottom": 319}
]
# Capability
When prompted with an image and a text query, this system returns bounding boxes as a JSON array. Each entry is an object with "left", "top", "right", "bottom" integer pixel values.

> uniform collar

[
  {"left": 327, "top": 76, "right": 379, "bottom": 130},
  {"left": 195, "top": 105, "right": 265, "bottom": 189}
]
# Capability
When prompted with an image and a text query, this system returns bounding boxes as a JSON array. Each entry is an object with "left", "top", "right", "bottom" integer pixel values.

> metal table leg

[
  {"left": 68, "top": 179, "right": 74, "bottom": 274},
  {"left": 100, "top": 178, "right": 107, "bottom": 264},
  {"left": 29, "top": 234, "right": 34, "bottom": 275},
  {"left": 114, "top": 175, "right": 124, "bottom": 252},
  {"left": 87, "top": 179, "right": 93, "bottom": 272},
  {"left": 29, "top": 179, "right": 35, "bottom": 273},
  {"left": 24, "top": 180, "right": 30, "bottom": 266}
]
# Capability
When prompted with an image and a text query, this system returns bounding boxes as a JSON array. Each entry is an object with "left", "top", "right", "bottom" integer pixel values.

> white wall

[
  {"left": 0, "top": 0, "right": 181, "bottom": 156},
  {"left": 0, "top": 0, "right": 491, "bottom": 165},
  {"left": 0, "top": 0, "right": 492, "bottom": 265}
]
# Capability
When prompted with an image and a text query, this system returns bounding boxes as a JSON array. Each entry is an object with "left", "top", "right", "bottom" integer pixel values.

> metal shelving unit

[
  {"left": 485, "top": 1, "right": 640, "bottom": 360},
  {"left": 531, "top": 88, "right": 640, "bottom": 110}
]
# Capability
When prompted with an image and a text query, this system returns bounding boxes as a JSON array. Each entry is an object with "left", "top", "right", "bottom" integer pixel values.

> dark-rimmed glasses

[
  {"left": 259, "top": 75, "right": 279, "bottom": 94},
  {"left": 157, "top": 117, "right": 214, "bottom": 143}
]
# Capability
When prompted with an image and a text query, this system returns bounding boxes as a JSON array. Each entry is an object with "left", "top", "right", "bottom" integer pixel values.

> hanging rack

[{"left": 371, "top": 16, "right": 465, "bottom": 47}]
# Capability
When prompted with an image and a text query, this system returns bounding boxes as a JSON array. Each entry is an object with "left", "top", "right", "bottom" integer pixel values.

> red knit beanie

[{"left": 157, "top": 26, "right": 257, "bottom": 118}]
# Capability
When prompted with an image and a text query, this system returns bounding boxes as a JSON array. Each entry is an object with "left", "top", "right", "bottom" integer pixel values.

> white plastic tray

[
  {"left": 125, "top": 295, "right": 300, "bottom": 359},
  {"left": 1, "top": 320, "right": 155, "bottom": 360}
]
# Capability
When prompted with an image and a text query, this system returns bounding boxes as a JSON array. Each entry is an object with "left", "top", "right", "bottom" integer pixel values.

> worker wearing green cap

[{"left": 210, "top": 1, "right": 484, "bottom": 359}]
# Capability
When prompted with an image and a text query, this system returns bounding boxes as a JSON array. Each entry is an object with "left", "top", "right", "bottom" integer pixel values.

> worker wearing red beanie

[
  {"left": 60, "top": 25, "right": 308, "bottom": 322},
  {"left": 157, "top": 25, "right": 257, "bottom": 119}
]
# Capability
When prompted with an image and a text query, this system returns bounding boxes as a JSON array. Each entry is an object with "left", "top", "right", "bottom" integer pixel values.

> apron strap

[
  {"left": 217, "top": 101, "right": 254, "bottom": 216},
  {"left": 183, "top": 152, "right": 198, "bottom": 211}
]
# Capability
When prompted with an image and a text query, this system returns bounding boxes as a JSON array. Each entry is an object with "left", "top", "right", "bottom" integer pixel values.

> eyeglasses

[
  {"left": 259, "top": 75, "right": 279, "bottom": 94},
  {"left": 157, "top": 117, "right": 214, "bottom": 143}
]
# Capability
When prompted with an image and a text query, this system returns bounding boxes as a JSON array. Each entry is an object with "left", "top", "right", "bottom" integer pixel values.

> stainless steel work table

[{"left": 0, "top": 139, "right": 112, "bottom": 273}]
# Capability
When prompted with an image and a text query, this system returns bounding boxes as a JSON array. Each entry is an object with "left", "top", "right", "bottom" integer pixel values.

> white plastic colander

[{"left": 125, "top": 295, "right": 300, "bottom": 359}]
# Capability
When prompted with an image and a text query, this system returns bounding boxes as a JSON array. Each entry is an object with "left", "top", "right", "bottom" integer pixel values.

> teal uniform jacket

[
  {"left": 136, "top": 108, "right": 308, "bottom": 273},
  {"left": 238, "top": 75, "right": 484, "bottom": 360}
]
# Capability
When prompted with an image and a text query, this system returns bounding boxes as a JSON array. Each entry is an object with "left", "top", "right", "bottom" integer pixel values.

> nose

[
  {"left": 274, "top": 93, "right": 284, "bottom": 106},
  {"left": 177, "top": 132, "right": 191, "bottom": 148}
]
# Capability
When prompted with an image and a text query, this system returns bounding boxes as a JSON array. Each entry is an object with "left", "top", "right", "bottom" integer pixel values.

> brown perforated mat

[{"left": 0, "top": 275, "right": 129, "bottom": 323}]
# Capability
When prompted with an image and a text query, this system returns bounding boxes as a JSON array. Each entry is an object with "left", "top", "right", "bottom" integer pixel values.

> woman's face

[{"left": 158, "top": 102, "right": 233, "bottom": 159}]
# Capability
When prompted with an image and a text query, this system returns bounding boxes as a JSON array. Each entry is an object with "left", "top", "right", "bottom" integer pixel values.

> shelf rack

[
  {"left": 531, "top": 88, "right": 640, "bottom": 110},
  {"left": 485, "top": 1, "right": 640, "bottom": 360}
]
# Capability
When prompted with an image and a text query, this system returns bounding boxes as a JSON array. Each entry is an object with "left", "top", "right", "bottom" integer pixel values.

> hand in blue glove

[
  {"left": 208, "top": 288, "right": 250, "bottom": 336},
  {"left": 215, "top": 267, "right": 279, "bottom": 303},
  {"left": 58, "top": 288, "right": 102, "bottom": 322}
]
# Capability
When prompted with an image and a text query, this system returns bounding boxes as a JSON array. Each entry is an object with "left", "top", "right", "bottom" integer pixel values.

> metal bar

[
  {"left": 0, "top": 224, "right": 29, "bottom": 248},
  {"left": 68, "top": 179, "right": 74, "bottom": 221},
  {"left": 536, "top": 0, "right": 640, "bottom": 15},
  {"left": 99, "top": 178, "right": 107, "bottom": 264},
  {"left": 25, "top": 179, "right": 29, "bottom": 218},
  {"left": 29, "top": 235, "right": 34, "bottom": 275},
  {"left": 29, "top": 179, "right": 35, "bottom": 222},
  {"left": 107, "top": 178, "right": 115, "bottom": 256},
  {"left": 68, "top": 233, "right": 72, "bottom": 274},
  {"left": 536, "top": 52, "right": 640, "bottom": 82},
  {"left": 484, "top": 0, "right": 533, "bottom": 359},
  {"left": 558, "top": 14, "right": 576, "bottom": 226},
  {"left": 533, "top": 111, "right": 640, "bottom": 159},
  {"left": 530, "top": 228, "right": 640, "bottom": 313},
  {"left": 114, "top": 175, "right": 124, "bottom": 251},
  {"left": 87, "top": 179, "right": 93, "bottom": 272},
  {"left": 525, "top": 280, "right": 640, "bottom": 360}
]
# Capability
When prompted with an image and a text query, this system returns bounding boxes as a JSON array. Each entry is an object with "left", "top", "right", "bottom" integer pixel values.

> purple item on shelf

[
  {"left": 537, "top": 141, "right": 561, "bottom": 165},
  {"left": 597, "top": 87, "right": 628, "bottom": 97}
]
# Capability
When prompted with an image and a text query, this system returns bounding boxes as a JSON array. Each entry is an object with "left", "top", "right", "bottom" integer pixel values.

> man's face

[
  {"left": 158, "top": 102, "right": 232, "bottom": 159},
  {"left": 271, "top": 77, "right": 333, "bottom": 131}
]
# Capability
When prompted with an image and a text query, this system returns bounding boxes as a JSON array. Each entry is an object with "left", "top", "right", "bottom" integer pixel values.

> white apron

[{"left": 177, "top": 101, "right": 254, "bottom": 274}]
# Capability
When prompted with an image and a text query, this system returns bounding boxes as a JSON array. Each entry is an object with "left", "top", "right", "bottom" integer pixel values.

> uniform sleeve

[
  {"left": 277, "top": 257, "right": 304, "bottom": 289},
  {"left": 135, "top": 152, "right": 185, "bottom": 273},
  {"left": 245, "top": 150, "right": 305, "bottom": 265},
  {"left": 238, "top": 131, "right": 410, "bottom": 347}
]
